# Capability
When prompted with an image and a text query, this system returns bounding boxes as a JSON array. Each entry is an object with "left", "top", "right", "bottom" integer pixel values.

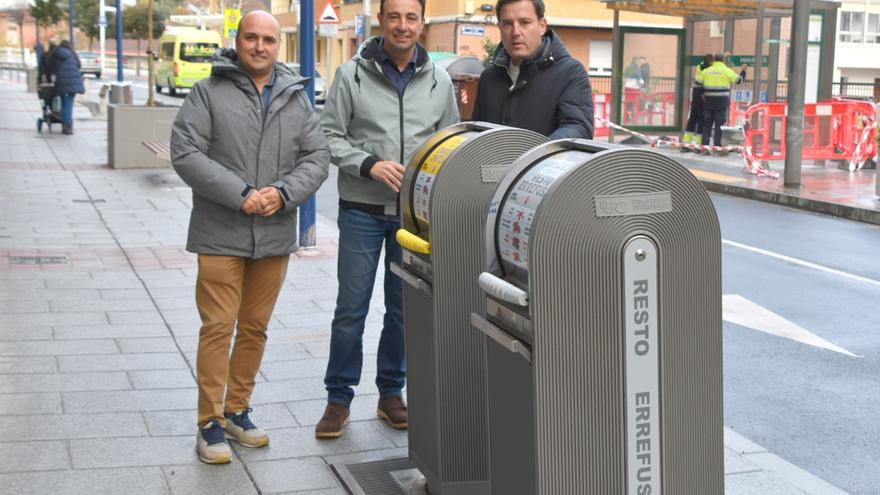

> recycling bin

[
  {"left": 471, "top": 139, "right": 724, "bottom": 494},
  {"left": 391, "top": 122, "right": 547, "bottom": 494}
]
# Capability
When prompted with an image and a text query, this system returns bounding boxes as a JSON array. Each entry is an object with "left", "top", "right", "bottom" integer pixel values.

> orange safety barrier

[
  {"left": 729, "top": 98, "right": 751, "bottom": 127},
  {"left": 593, "top": 92, "right": 610, "bottom": 137},
  {"left": 743, "top": 99, "right": 877, "bottom": 171}
]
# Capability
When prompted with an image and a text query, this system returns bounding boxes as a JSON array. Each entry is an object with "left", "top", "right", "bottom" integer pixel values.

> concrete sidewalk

[{"left": 0, "top": 78, "right": 851, "bottom": 494}]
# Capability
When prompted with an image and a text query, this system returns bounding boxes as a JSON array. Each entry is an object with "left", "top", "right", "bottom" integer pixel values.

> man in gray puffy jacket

[
  {"left": 315, "top": 0, "right": 459, "bottom": 439},
  {"left": 171, "top": 10, "right": 329, "bottom": 464}
]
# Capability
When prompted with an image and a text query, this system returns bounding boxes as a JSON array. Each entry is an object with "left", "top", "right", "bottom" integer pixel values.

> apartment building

[{"left": 835, "top": 0, "right": 880, "bottom": 83}]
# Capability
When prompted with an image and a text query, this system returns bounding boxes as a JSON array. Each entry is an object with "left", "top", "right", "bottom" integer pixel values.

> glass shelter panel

[{"left": 620, "top": 30, "right": 683, "bottom": 129}]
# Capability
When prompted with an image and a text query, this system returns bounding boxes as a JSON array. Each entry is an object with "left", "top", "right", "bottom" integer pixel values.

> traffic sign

[
  {"left": 318, "top": 1, "right": 340, "bottom": 24},
  {"left": 355, "top": 14, "right": 365, "bottom": 37},
  {"left": 319, "top": 24, "right": 339, "bottom": 37},
  {"left": 225, "top": 8, "right": 241, "bottom": 38},
  {"left": 97, "top": 14, "right": 107, "bottom": 28}
]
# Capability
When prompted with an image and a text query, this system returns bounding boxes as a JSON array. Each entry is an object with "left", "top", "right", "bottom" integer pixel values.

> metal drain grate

[
  {"left": 331, "top": 457, "right": 419, "bottom": 495},
  {"left": 9, "top": 256, "right": 69, "bottom": 265}
]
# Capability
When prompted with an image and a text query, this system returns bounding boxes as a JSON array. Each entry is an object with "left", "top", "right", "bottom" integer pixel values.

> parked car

[
  {"left": 78, "top": 51, "right": 101, "bottom": 79},
  {"left": 285, "top": 63, "right": 326, "bottom": 104}
]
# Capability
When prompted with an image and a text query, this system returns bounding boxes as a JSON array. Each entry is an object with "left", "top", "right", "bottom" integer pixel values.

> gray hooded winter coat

[{"left": 171, "top": 49, "right": 330, "bottom": 259}]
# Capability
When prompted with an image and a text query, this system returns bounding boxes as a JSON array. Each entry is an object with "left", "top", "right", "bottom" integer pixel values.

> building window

[
  {"left": 839, "top": 11, "right": 864, "bottom": 43},
  {"left": 709, "top": 21, "right": 724, "bottom": 38},
  {"left": 867, "top": 13, "right": 880, "bottom": 43}
]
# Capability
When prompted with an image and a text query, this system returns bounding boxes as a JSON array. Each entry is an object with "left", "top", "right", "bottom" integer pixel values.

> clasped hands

[{"left": 241, "top": 187, "right": 284, "bottom": 216}]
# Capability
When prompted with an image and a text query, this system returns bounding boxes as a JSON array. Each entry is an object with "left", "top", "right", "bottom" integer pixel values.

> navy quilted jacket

[{"left": 49, "top": 47, "right": 85, "bottom": 95}]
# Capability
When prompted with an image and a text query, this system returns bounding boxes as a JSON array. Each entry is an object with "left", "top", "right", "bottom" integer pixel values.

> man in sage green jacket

[{"left": 316, "top": 0, "right": 459, "bottom": 439}]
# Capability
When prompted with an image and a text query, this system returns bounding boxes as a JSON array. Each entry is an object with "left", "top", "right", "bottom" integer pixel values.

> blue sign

[
  {"left": 734, "top": 89, "right": 753, "bottom": 102},
  {"left": 355, "top": 15, "right": 365, "bottom": 37},
  {"left": 460, "top": 25, "right": 485, "bottom": 36},
  {"left": 760, "top": 90, "right": 768, "bottom": 102},
  {"left": 97, "top": 14, "right": 107, "bottom": 27}
]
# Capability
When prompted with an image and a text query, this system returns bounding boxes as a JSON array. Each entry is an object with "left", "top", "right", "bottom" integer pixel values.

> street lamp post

[
  {"left": 68, "top": 0, "right": 74, "bottom": 49},
  {"left": 115, "top": 0, "right": 123, "bottom": 81}
]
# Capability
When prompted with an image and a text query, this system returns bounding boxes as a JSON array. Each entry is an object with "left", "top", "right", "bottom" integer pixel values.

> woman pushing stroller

[{"left": 48, "top": 40, "right": 85, "bottom": 135}]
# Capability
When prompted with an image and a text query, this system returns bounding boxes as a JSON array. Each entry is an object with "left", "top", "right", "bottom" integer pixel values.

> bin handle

[
  {"left": 470, "top": 313, "right": 532, "bottom": 363},
  {"left": 478, "top": 272, "right": 528, "bottom": 307},
  {"left": 389, "top": 262, "right": 432, "bottom": 297},
  {"left": 396, "top": 229, "right": 431, "bottom": 255}
]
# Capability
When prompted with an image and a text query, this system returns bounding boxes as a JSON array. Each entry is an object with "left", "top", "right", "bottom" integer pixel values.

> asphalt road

[{"left": 715, "top": 194, "right": 880, "bottom": 495}]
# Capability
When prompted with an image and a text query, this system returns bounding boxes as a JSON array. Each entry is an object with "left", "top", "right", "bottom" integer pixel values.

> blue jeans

[
  {"left": 60, "top": 93, "right": 75, "bottom": 127},
  {"left": 324, "top": 207, "right": 404, "bottom": 406}
]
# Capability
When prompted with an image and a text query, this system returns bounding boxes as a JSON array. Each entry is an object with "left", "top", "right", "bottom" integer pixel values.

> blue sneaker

[
  {"left": 196, "top": 420, "right": 232, "bottom": 464},
  {"left": 224, "top": 408, "right": 269, "bottom": 448}
]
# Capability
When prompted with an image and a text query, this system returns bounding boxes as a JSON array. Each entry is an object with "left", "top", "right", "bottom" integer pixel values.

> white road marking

[
  {"left": 722, "top": 294, "right": 859, "bottom": 357},
  {"left": 722, "top": 239, "right": 880, "bottom": 288}
]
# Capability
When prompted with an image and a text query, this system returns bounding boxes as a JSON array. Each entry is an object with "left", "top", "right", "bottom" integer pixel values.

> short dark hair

[
  {"left": 380, "top": 0, "right": 426, "bottom": 17},
  {"left": 496, "top": 0, "right": 545, "bottom": 21}
]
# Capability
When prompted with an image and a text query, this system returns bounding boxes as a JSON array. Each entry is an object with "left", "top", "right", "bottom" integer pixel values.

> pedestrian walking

[
  {"left": 472, "top": 0, "right": 593, "bottom": 138},
  {"left": 47, "top": 40, "right": 84, "bottom": 135},
  {"left": 170, "top": 10, "right": 329, "bottom": 464},
  {"left": 315, "top": 0, "right": 458, "bottom": 439},
  {"left": 697, "top": 53, "right": 747, "bottom": 154},
  {"left": 38, "top": 41, "right": 56, "bottom": 84},
  {"left": 682, "top": 53, "right": 714, "bottom": 150}
]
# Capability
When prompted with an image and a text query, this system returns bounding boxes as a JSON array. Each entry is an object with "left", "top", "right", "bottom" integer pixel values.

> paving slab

[
  {"left": 62, "top": 388, "right": 196, "bottom": 413},
  {"left": 0, "top": 392, "right": 62, "bottom": 414},
  {"left": 0, "top": 467, "right": 170, "bottom": 495},
  {"left": 71, "top": 435, "right": 197, "bottom": 468},
  {"left": 0, "top": 412, "right": 146, "bottom": 441},
  {"left": 249, "top": 457, "right": 339, "bottom": 494},
  {"left": 0, "top": 371, "right": 130, "bottom": 393},
  {"left": 162, "top": 462, "right": 259, "bottom": 495},
  {"left": 0, "top": 441, "right": 71, "bottom": 472},
  {"left": 53, "top": 324, "right": 170, "bottom": 340},
  {"left": 58, "top": 352, "right": 188, "bottom": 372}
]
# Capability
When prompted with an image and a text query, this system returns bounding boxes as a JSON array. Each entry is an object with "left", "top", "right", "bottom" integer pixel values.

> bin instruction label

[
  {"left": 413, "top": 135, "right": 468, "bottom": 225},
  {"left": 623, "top": 236, "right": 662, "bottom": 495},
  {"left": 497, "top": 151, "right": 581, "bottom": 269}
]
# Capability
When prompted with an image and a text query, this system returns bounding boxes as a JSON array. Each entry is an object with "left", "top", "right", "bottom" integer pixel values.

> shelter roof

[{"left": 601, "top": 0, "right": 838, "bottom": 21}]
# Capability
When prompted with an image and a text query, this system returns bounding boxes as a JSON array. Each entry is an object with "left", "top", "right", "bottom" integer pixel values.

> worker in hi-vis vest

[
  {"left": 695, "top": 53, "right": 747, "bottom": 154},
  {"left": 682, "top": 53, "right": 714, "bottom": 149}
]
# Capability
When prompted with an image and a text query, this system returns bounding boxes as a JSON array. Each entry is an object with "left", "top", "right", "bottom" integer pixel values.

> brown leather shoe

[
  {"left": 315, "top": 403, "right": 350, "bottom": 439},
  {"left": 377, "top": 395, "right": 408, "bottom": 430}
]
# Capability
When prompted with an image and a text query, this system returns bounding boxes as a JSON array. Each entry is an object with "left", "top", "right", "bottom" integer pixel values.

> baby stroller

[{"left": 37, "top": 82, "right": 64, "bottom": 133}]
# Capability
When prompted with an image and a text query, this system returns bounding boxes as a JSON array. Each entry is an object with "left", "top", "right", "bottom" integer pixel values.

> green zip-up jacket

[{"left": 320, "top": 37, "right": 459, "bottom": 216}]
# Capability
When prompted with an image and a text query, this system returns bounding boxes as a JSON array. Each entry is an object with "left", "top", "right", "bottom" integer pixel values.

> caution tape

[
  {"left": 595, "top": 117, "right": 657, "bottom": 144},
  {"left": 652, "top": 139, "right": 744, "bottom": 154},
  {"left": 848, "top": 117, "right": 877, "bottom": 172},
  {"left": 740, "top": 146, "right": 780, "bottom": 179},
  {"left": 595, "top": 116, "right": 781, "bottom": 179}
]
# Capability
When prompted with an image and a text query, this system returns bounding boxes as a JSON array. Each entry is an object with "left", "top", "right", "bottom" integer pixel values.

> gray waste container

[
  {"left": 391, "top": 122, "right": 547, "bottom": 494},
  {"left": 471, "top": 139, "right": 724, "bottom": 494},
  {"left": 26, "top": 68, "right": 39, "bottom": 93},
  {"left": 109, "top": 82, "right": 133, "bottom": 104}
]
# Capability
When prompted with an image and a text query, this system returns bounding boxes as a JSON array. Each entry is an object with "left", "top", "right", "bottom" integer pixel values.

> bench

[{"left": 141, "top": 138, "right": 171, "bottom": 162}]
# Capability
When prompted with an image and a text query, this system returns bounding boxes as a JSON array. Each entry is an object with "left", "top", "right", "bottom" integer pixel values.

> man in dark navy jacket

[{"left": 472, "top": 0, "right": 594, "bottom": 139}]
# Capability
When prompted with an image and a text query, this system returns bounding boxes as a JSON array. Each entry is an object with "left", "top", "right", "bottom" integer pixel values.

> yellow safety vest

[{"left": 696, "top": 61, "right": 742, "bottom": 98}]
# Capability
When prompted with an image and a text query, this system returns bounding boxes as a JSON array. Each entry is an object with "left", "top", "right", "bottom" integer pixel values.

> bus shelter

[{"left": 602, "top": 0, "right": 841, "bottom": 186}]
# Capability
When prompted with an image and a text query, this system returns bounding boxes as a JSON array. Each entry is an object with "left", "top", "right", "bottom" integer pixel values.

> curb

[{"left": 699, "top": 178, "right": 880, "bottom": 227}]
